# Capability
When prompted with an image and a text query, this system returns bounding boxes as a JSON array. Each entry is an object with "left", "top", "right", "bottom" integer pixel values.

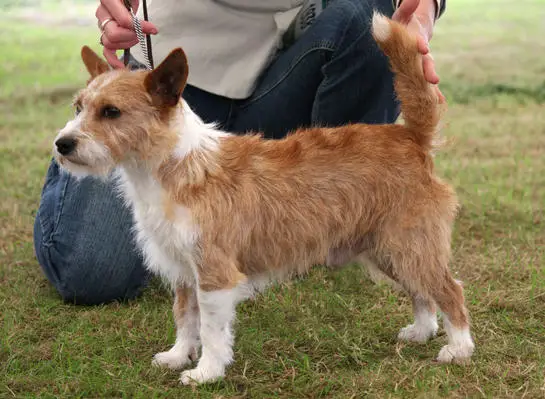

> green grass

[{"left": 1, "top": 0, "right": 545, "bottom": 397}]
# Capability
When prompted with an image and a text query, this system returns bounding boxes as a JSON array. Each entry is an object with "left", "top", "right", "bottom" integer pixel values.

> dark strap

[
  {"left": 123, "top": 0, "right": 154, "bottom": 69},
  {"left": 142, "top": 0, "right": 154, "bottom": 68}
]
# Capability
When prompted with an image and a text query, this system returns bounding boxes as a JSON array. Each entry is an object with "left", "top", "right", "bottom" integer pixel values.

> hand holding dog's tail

[{"left": 372, "top": 13, "right": 441, "bottom": 151}]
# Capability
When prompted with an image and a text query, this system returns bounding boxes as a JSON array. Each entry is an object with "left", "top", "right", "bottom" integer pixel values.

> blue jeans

[{"left": 34, "top": 0, "right": 398, "bottom": 305}]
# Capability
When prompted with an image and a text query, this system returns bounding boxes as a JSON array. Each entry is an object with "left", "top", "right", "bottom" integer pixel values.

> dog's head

[{"left": 53, "top": 46, "right": 189, "bottom": 177}]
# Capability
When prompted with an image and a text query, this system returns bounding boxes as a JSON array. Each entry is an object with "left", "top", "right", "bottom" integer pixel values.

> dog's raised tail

[{"left": 372, "top": 13, "right": 441, "bottom": 150}]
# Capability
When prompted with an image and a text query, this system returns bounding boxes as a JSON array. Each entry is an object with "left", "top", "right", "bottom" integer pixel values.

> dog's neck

[
  {"left": 171, "top": 102, "right": 227, "bottom": 159},
  {"left": 120, "top": 101, "right": 228, "bottom": 201}
]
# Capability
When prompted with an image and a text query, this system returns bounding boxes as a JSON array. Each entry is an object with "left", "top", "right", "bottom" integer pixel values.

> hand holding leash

[{"left": 96, "top": 0, "right": 157, "bottom": 69}]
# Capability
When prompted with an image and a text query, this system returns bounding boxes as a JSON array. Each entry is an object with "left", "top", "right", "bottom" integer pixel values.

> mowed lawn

[{"left": 1, "top": 0, "right": 544, "bottom": 397}]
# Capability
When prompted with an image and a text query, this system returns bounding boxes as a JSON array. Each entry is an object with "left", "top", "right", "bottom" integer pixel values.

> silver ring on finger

[
  {"left": 99, "top": 31, "right": 105, "bottom": 46},
  {"left": 99, "top": 18, "right": 114, "bottom": 32}
]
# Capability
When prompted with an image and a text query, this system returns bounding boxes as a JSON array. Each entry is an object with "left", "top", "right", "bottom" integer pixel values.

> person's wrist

[{"left": 415, "top": 0, "right": 437, "bottom": 41}]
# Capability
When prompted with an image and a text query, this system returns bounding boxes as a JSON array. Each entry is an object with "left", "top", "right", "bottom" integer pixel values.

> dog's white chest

[{"left": 118, "top": 168, "right": 198, "bottom": 287}]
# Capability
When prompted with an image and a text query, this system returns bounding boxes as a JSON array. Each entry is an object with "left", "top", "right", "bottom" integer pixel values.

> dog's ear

[
  {"left": 81, "top": 46, "right": 110, "bottom": 81},
  {"left": 144, "top": 48, "right": 189, "bottom": 108}
]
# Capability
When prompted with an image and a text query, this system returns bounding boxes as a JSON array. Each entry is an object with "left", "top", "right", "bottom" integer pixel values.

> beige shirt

[
  {"left": 132, "top": 0, "right": 302, "bottom": 99},
  {"left": 132, "top": 0, "right": 444, "bottom": 100}
]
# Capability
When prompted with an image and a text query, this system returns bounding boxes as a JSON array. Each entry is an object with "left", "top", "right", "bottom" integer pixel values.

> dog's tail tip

[{"left": 371, "top": 12, "right": 391, "bottom": 43}]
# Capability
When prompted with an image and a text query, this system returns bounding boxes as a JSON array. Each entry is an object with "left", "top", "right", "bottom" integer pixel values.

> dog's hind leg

[
  {"left": 431, "top": 274, "right": 475, "bottom": 364},
  {"left": 374, "top": 212, "right": 474, "bottom": 363},
  {"left": 397, "top": 294, "right": 438, "bottom": 343},
  {"left": 153, "top": 285, "right": 200, "bottom": 370},
  {"left": 355, "top": 253, "right": 438, "bottom": 343}
]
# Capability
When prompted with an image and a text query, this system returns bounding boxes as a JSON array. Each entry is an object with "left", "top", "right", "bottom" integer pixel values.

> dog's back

[{"left": 180, "top": 14, "right": 450, "bottom": 281}]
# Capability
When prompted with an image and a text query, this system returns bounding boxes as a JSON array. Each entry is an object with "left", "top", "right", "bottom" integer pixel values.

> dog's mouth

[{"left": 56, "top": 153, "right": 88, "bottom": 167}]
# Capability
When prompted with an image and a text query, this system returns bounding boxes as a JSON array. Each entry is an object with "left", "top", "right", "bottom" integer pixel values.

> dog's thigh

[{"left": 326, "top": 236, "right": 372, "bottom": 270}]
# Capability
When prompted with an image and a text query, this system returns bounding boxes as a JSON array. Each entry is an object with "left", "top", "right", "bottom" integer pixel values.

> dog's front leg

[
  {"left": 179, "top": 248, "right": 248, "bottom": 385},
  {"left": 180, "top": 286, "right": 241, "bottom": 385},
  {"left": 153, "top": 285, "right": 200, "bottom": 370}
]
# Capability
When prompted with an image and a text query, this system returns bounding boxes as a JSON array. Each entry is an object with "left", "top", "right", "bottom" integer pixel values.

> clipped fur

[{"left": 53, "top": 14, "right": 474, "bottom": 385}]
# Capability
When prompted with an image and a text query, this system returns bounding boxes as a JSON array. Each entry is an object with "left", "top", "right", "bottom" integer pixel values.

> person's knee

[
  {"left": 60, "top": 253, "right": 148, "bottom": 305},
  {"left": 33, "top": 160, "right": 149, "bottom": 305},
  {"left": 58, "top": 275, "right": 148, "bottom": 306},
  {"left": 36, "top": 235, "right": 149, "bottom": 306}
]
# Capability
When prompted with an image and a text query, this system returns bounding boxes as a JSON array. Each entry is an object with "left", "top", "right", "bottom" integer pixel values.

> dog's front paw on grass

[
  {"left": 152, "top": 347, "right": 198, "bottom": 370},
  {"left": 436, "top": 342, "right": 475, "bottom": 365},
  {"left": 180, "top": 366, "right": 225, "bottom": 385},
  {"left": 398, "top": 322, "right": 438, "bottom": 343}
]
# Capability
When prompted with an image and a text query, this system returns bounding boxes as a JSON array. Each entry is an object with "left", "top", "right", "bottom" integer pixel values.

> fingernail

[{"left": 151, "top": 28, "right": 158, "bottom": 34}]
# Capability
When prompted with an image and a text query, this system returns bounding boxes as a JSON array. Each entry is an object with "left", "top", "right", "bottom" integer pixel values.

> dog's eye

[
  {"left": 101, "top": 106, "right": 121, "bottom": 119},
  {"left": 75, "top": 104, "right": 82, "bottom": 115}
]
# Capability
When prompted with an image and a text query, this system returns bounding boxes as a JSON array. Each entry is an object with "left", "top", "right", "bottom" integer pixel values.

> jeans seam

[
  {"left": 36, "top": 217, "right": 65, "bottom": 291},
  {"left": 329, "top": 0, "right": 369, "bottom": 60},
  {"left": 225, "top": 100, "right": 235, "bottom": 129},
  {"left": 312, "top": 2, "right": 377, "bottom": 124},
  {"left": 47, "top": 170, "right": 71, "bottom": 246},
  {"left": 239, "top": 41, "right": 336, "bottom": 109}
]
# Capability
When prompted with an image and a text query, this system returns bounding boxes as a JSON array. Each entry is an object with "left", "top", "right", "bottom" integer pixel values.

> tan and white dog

[{"left": 53, "top": 14, "right": 474, "bottom": 385}]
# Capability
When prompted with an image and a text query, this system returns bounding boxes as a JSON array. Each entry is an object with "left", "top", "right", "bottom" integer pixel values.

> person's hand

[
  {"left": 95, "top": 0, "right": 158, "bottom": 69},
  {"left": 392, "top": 0, "right": 445, "bottom": 103}
]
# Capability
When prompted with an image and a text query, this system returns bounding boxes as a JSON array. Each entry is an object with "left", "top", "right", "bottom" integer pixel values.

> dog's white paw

[
  {"left": 436, "top": 341, "right": 475, "bottom": 364},
  {"left": 398, "top": 322, "right": 438, "bottom": 343},
  {"left": 180, "top": 365, "right": 224, "bottom": 385},
  {"left": 152, "top": 347, "right": 198, "bottom": 370}
]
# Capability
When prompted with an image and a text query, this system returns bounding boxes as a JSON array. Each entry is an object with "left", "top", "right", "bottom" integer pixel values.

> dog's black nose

[{"left": 55, "top": 137, "right": 77, "bottom": 155}]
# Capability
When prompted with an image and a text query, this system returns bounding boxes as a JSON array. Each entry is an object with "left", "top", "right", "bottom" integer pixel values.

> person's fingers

[
  {"left": 125, "top": 0, "right": 158, "bottom": 34},
  {"left": 131, "top": 0, "right": 140, "bottom": 12},
  {"left": 104, "top": 21, "right": 138, "bottom": 43},
  {"left": 434, "top": 86, "right": 446, "bottom": 104},
  {"left": 416, "top": 34, "right": 429, "bottom": 55},
  {"left": 101, "top": 34, "right": 139, "bottom": 51},
  {"left": 103, "top": 47, "right": 125, "bottom": 69},
  {"left": 95, "top": 4, "right": 112, "bottom": 27},
  {"left": 100, "top": 0, "right": 133, "bottom": 29},
  {"left": 97, "top": 0, "right": 157, "bottom": 60},
  {"left": 392, "top": 0, "right": 420, "bottom": 24},
  {"left": 97, "top": 5, "right": 136, "bottom": 44},
  {"left": 140, "top": 20, "right": 158, "bottom": 34},
  {"left": 99, "top": 0, "right": 158, "bottom": 33},
  {"left": 423, "top": 53, "right": 439, "bottom": 84}
]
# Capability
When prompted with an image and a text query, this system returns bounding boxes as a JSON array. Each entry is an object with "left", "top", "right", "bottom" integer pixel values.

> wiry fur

[{"left": 53, "top": 14, "right": 475, "bottom": 385}]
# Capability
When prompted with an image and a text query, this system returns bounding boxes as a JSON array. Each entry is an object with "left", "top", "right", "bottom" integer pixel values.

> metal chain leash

[
  {"left": 130, "top": 9, "right": 152, "bottom": 70},
  {"left": 123, "top": 0, "right": 154, "bottom": 70}
]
